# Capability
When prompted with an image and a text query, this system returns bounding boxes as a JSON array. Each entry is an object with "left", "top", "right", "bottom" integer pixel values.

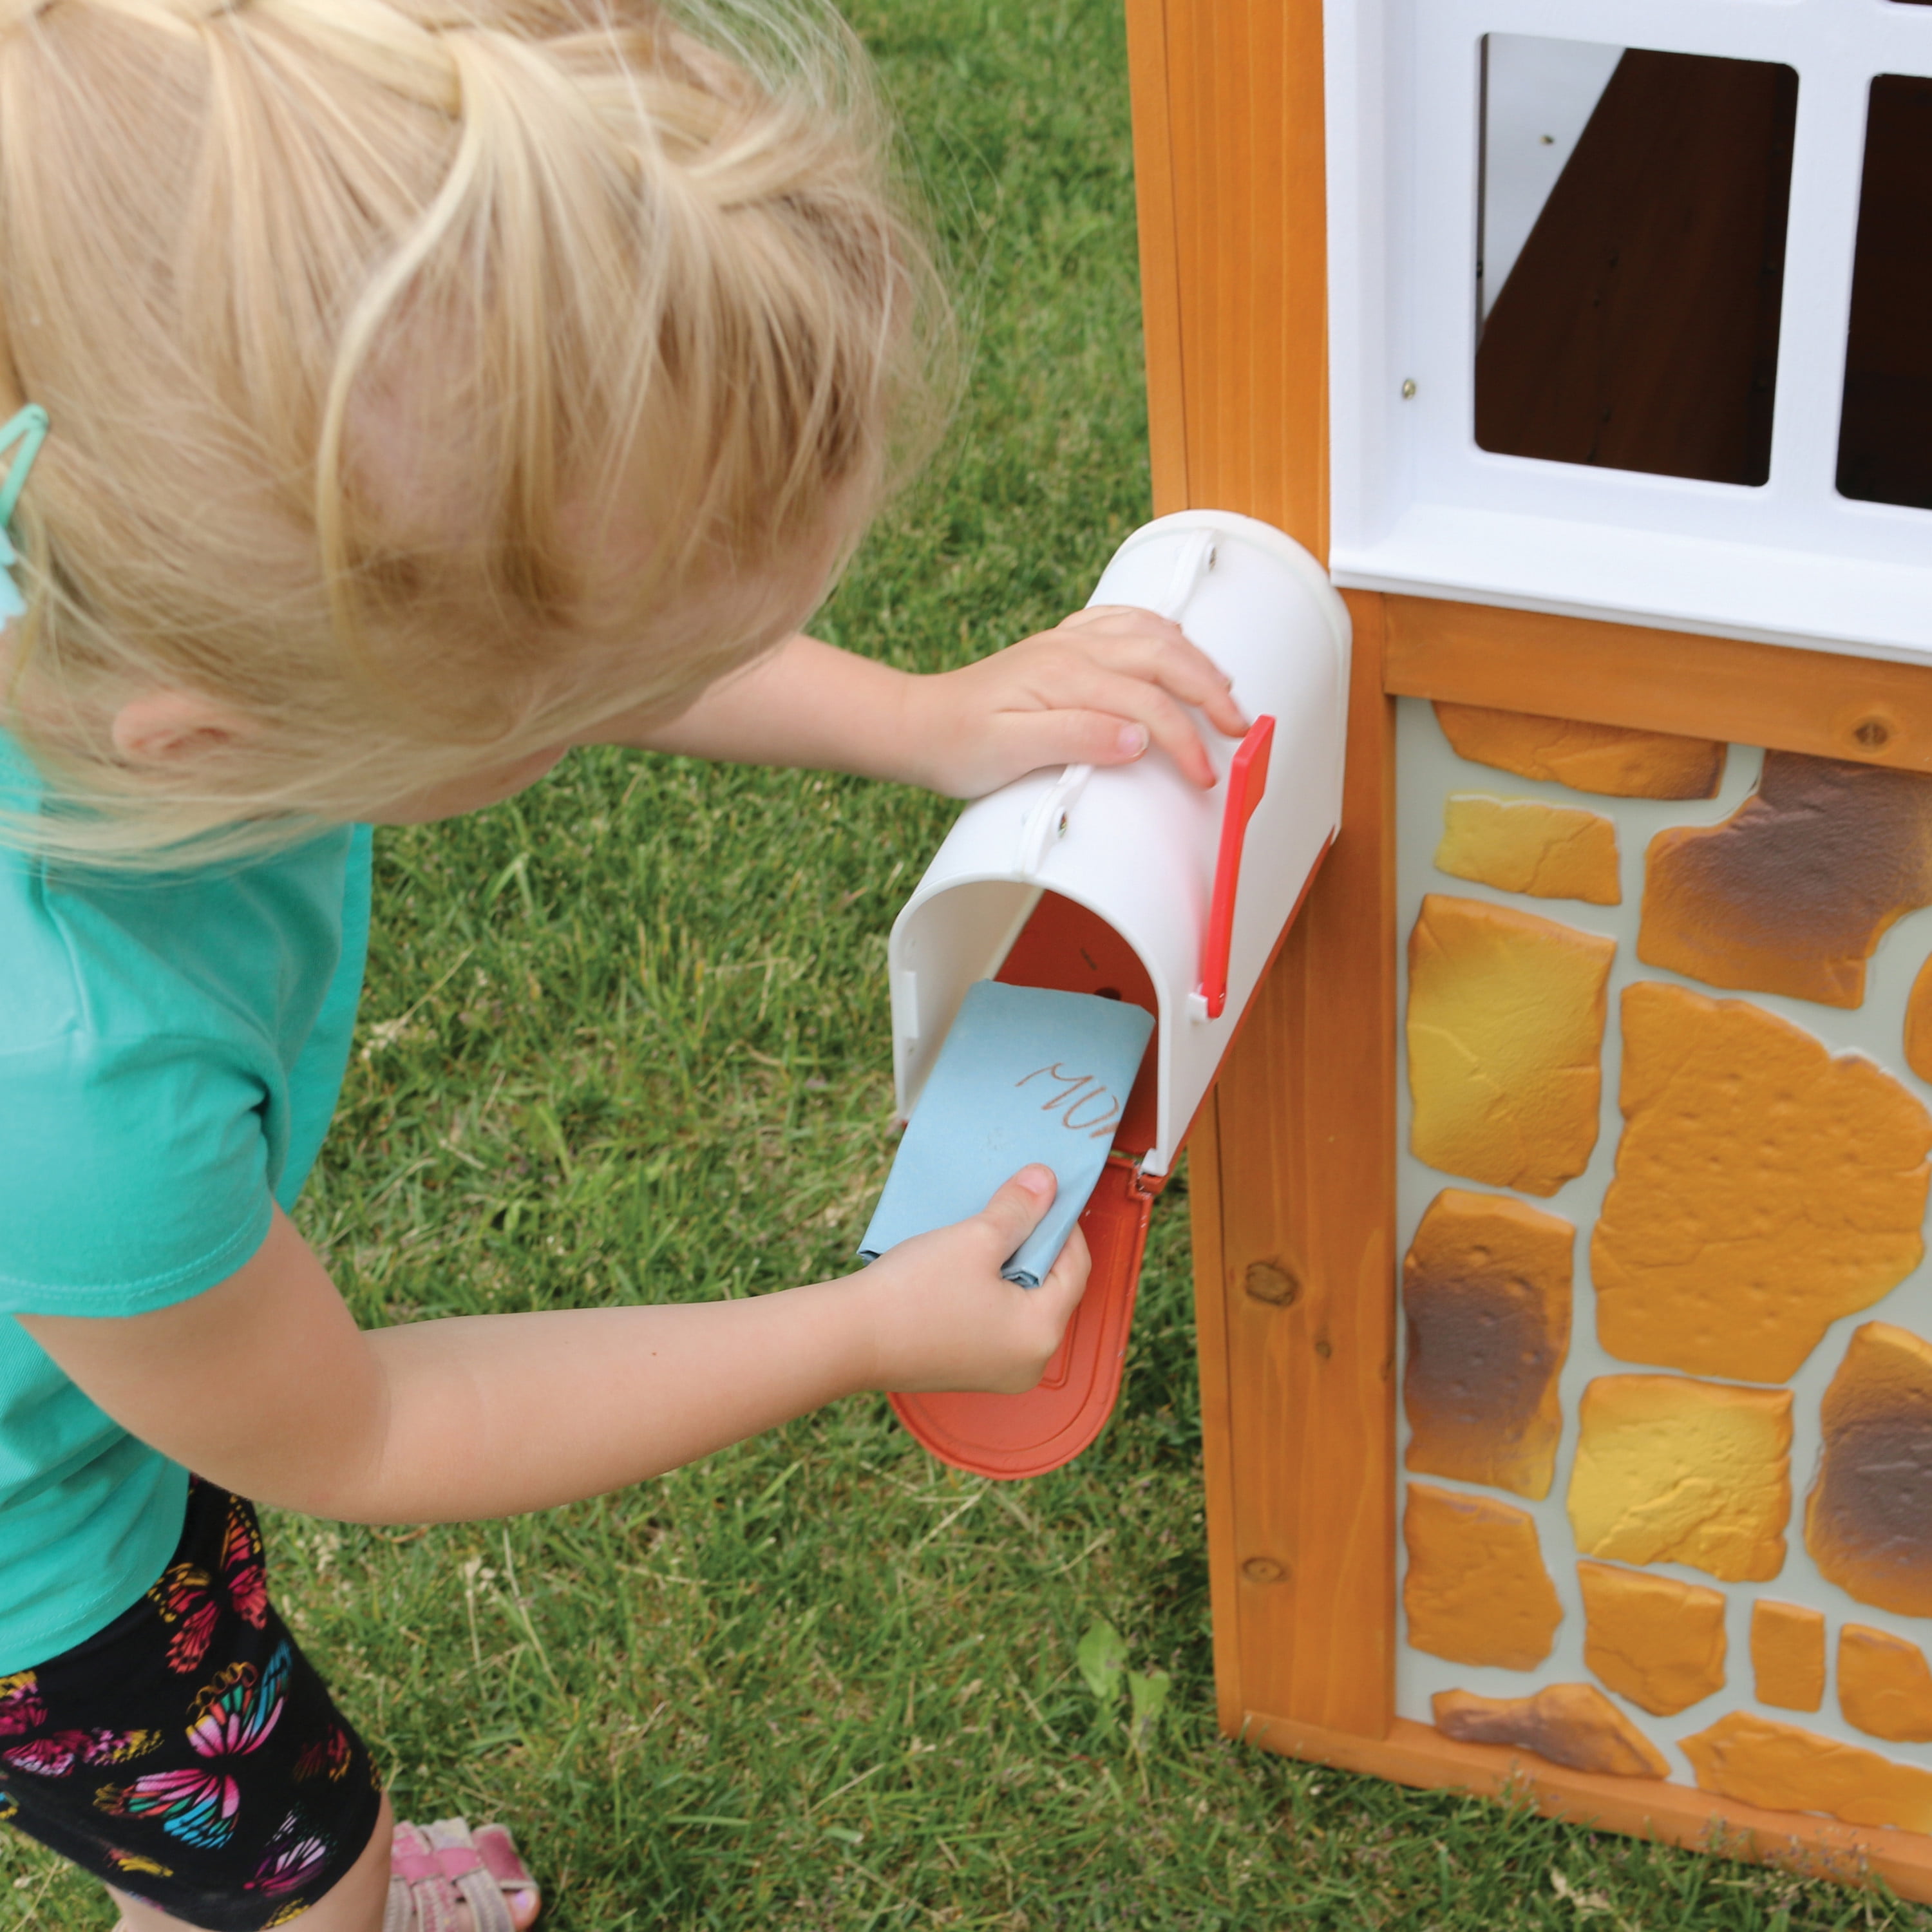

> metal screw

[{"left": 1400, "top": 378, "right": 1417, "bottom": 400}]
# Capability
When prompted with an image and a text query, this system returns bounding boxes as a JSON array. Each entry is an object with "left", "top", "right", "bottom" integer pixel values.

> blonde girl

[{"left": 0, "top": 0, "right": 1245, "bottom": 1926}]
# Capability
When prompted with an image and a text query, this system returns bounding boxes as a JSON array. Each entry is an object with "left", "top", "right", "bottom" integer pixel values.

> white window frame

[{"left": 1325, "top": 0, "right": 1932, "bottom": 665}]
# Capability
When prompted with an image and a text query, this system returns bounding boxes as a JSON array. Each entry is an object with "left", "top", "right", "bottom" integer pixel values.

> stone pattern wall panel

[
  {"left": 1402, "top": 1483, "right": 1563, "bottom": 1670},
  {"left": 1683, "top": 1713, "right": 1932, "bottom": 1833},
  {"left": 1397, "top": 702, "right": 1932, "bottom": 1832},
  {"left": 1406, "top": 893, "right": 1615, "bottom": 1197},
  {"left": 1806, "top": 1323, "right": 1932, "bottom": 1618},
  {"left": 1432, "top": 1685, "right": 1669, "bottom": 1777},
  {"left": 1640, "top": 752, "right": 1932, "bottom": 1009},
  {"left": 1590, "top": 982, "right": 1930, "bottom": 1383},
  {"left": 1402, "top": 1189, "right": 1573, "bottom": 1499},
  {"left": 1751, "top": 1602, "right": 1826, "bottom": 1714},
  {"left": 1435, "top": 794, "right": 1622, "bottom": 905},
  {"left": 1433, "top": 702, "right": 1727, "bottom": 799},
  {"left": 1839, "top": 1626, "right": 1932, "bottom": 1743},
  {"left": 1567, "top": 1374, "right": 1792, "bottom": 1582},
  {"left": 1578, "top": 1561, "right": 1728, "bottom": 1715}
]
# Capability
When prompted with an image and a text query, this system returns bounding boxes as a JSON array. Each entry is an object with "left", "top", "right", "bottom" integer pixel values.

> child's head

[{"left": 0, "top": 0, "right": 943, "bottom": 860}]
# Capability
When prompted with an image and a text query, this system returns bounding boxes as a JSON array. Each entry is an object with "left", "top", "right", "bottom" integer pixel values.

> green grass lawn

[{"left": 6, "top": 1, "right": 1931, "bottom": 1927}]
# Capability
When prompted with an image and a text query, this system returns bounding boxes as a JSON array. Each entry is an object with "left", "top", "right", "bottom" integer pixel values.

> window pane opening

[
  {"left": 1837, "top": 76, "right": 1932, "bottom": 511},
  {"left": 1475, "top": 40, "right": 1797, "bottom": 488}
]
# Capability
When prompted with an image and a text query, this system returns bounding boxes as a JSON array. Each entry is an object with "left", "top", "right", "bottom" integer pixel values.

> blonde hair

[{"left": 0, "top": 0, "right": 945, "bottom": 862}]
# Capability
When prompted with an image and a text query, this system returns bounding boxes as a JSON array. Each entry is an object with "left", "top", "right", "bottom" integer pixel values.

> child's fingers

[
  {"left": 1065, "top": 618, "right": 1251, "bottom": 739},
  {"left": 1035, "top": 1222, "right": 1092, "bottom": 1321},
  {"left": 974, "top": 1164, "right": 1059, "bottom": 1260}
]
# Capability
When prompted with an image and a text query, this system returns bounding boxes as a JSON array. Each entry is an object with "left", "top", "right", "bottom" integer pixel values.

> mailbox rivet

[
  {"left": 1242, "top": 1556, "right": 1289, "bottom": 1585},
  {"left": 1056, "top": 813, "right": 1069, "bottom": 837},
  {"left": 1244, "top": 1260, "right": 1300, "bottom": 1307},
  {"left": 1400, "top": 377, "right": 1417, "bottom": 399}
]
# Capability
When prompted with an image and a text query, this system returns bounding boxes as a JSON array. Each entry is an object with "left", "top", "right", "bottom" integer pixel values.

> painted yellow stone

[
  {"left": 1640, "top": 752, "right": 1932, "bottom": 1009},
  {"left": 1751, "top": 1601, "right": 1826, "bottom": 1713},
  {"left": 1566, "top": 1374, "right": 1792, "bottom": 1583},
  {"left": 1906, "top": 951, "right": 1932, "bottom": 1086},
  {"left": 1434, "top": 702, "right": 1726, "bottom": 799},
  {"left": 1403, "top": 1483, "right": 1563, "bottom": 1671},
  {"left": 1406, "top": 894, "right": 1615, "bottom": 1197},
  {"left": 1840, "top": 1625, "right": 1932, "bottom": 1743},
  {"left": 1432, "top": 1684, "right": 1669, "bottom": 1779},
  {"left": 1403, "top": 1189, "right": 1572, "bottom": 1501},
  {"left": 1435, "top": 795, "right": 1622, "bottom": 905},
  {"left": 1683, "top": 1711, "right": 1932, "bottom": 1833},
  {"left": 1806, "top": 1322, "right": 1932, "bottom": 1617},
  {"left": 1577, "top": 1561, "right": 1727, "bottom": 1716},
  {"left": 1591, "top": 981, "right": 1931, "bottom": 1382}
]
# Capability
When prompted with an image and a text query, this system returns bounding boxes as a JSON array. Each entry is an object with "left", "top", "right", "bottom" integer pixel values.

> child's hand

[
  {"left": 904, "top": 605, "right": 1250, "bottom": 798},
  {"left": 855, "top": 1165, "right": 1090, "bottom": 1392}
]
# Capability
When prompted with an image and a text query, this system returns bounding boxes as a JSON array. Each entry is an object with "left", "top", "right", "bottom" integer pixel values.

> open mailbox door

[{"left": 882, "top": 510, "right": 1350, "bottom": 1477}]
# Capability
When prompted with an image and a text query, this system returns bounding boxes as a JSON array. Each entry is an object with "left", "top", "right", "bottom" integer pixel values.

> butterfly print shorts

[{"left": 0, "top": 1479, "right": 382, "bottom": 1931}]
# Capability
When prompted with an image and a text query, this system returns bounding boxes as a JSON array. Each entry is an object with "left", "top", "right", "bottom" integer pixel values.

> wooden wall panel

[
  {"left": 1382, "top": 593, "right": 1932, "bottom": 772},
  {"left": 1198, "top": 590, "right": 1398, "bottom": 1736},
  {"left": 1130, "top": 0, "right": 1391, "bottom": 1736},
  {"left": 1125, "top": 0, "right": 1327, "bottom": 548}
]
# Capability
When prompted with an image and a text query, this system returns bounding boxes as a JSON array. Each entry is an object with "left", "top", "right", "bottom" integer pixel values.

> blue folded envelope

[{"left": 859, "top": 980, "right": 1155, "bottom": 1287}]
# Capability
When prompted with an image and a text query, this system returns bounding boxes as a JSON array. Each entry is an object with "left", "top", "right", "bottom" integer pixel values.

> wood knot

[
  {"left": 1853, "top": 716, "right": 1893, "bottom": 751},
  {"left": 1241, "top": 1556, "right": 1289, "bottom": 1585},
  {"left": 1244, "top": 1260, "right": 1300, "bottom": 1307}
]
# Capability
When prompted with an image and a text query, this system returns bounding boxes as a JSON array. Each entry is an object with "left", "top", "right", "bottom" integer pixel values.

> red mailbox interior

[{"left": 887, "top": 891, "right": 1166, "bottom": 1480}]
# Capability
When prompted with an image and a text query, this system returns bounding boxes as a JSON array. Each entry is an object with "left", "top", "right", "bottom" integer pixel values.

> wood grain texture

[
  {"left": 1382, "top": 595, "right": 1932, "bottom": 774},
  {"left": 1123, "top": 0, "right": 1188, "bottom": 515},
  {"left": 1185, "top": 1100, "right": 1242, "bottom": 1736},
  {"left": 1193, "top": 590, "right": 1397, "bottom": 1737},
  {"left": 1124, "top": 0, "right": 1327, "bottom": 547},
  {"left": 1243, "top": 1712, "right": 1932, "bottom": 1904}
]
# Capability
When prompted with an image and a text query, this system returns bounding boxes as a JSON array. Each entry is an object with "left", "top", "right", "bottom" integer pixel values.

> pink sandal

[{"left": 384, "top": 1818, "right": 538, "bottom": 1932}]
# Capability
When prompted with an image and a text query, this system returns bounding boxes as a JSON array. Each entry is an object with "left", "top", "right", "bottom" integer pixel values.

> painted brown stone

[
  {"left": 1683, "top": 1711, "right": 1932, "bottom": 1832},
  {"left": 1403, "top": 1482, "right": 1563, "bottom": 1670},
  {"left": 1577, "top": 1560, "right": 1727, "bottom": 1715},
  {"left": 1406, "top": 894, "right": 1615, "bottom": 1197},
  {"left": 1403, "top": 1190, "right": 1573, "bottom": 1501},
  {"left": 1806, "top": 1322, "right": 1932, "bottom": 1618},
  {"left": 1432, "top": 1684, "right": 1669, "bottom": 1779},
  {"left": 1640, "top": 750, "right": 1932, "bottom": 1009},
  {"left": 1751, "top": 1601, "right": 1826, "bottom": 1713},
  {"left": 1906, "top": 949, "right": 1932, "bottom": 1086},
  {"left": 1840, "top": 1625, "right": 1932, "bottom": 1743},
  {"left": 1435, "top": 794, "right": 1622, "bottom": 905},
  {"left": 1566, "top": 1374, "right": 1792, "bottom": 1583},
  {"left": 1434, "top": 702, "right": 1726, "bottom": 800},
  {"left": 1591, "top": 981, "right": 1931, "bottom": 1382}
]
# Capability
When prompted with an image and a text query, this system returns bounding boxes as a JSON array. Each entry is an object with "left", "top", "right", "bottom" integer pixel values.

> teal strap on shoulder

[
  {"left": 0, "top": 406, "right": 46, "bottom": 620},
  {"left": 0, "top": 406, "right": 48, "bottom": 541}
]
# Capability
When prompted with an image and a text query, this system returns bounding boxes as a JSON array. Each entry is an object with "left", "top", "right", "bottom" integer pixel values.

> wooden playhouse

[{"left": 1122, "top": 0, "right": 1932, "bottom": 1897}]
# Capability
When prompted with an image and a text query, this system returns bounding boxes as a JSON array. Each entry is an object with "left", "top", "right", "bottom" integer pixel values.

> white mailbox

[
  {"left": 882, "top": 510, "right": 1351, "bottom": 1481},
  {"left": 887, "top": 508, "right": 1351, "bottom": 1180}
]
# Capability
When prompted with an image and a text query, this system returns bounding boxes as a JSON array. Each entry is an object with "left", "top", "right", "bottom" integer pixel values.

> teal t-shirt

[{"left": 0, "top": 735, "right": 372, "bottom": 1672}]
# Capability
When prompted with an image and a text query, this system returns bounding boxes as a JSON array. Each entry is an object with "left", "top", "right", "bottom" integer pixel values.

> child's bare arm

[
  {"left": 605, "top": 609, "right": 1249, "bottom": 796},
  {"left": 17, "top": 1170, "right": 1084, "bottom": 1526}
]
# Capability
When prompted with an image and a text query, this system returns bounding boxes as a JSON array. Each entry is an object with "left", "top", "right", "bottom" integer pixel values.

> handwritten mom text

[{"left": 1016, "top": 1063, "right": 1125, "bottom": 1140}]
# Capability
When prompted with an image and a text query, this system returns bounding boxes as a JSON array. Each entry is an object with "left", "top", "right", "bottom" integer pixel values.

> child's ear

[{"left": 109, "top": 690, "right": 256, "bottom": 767}]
